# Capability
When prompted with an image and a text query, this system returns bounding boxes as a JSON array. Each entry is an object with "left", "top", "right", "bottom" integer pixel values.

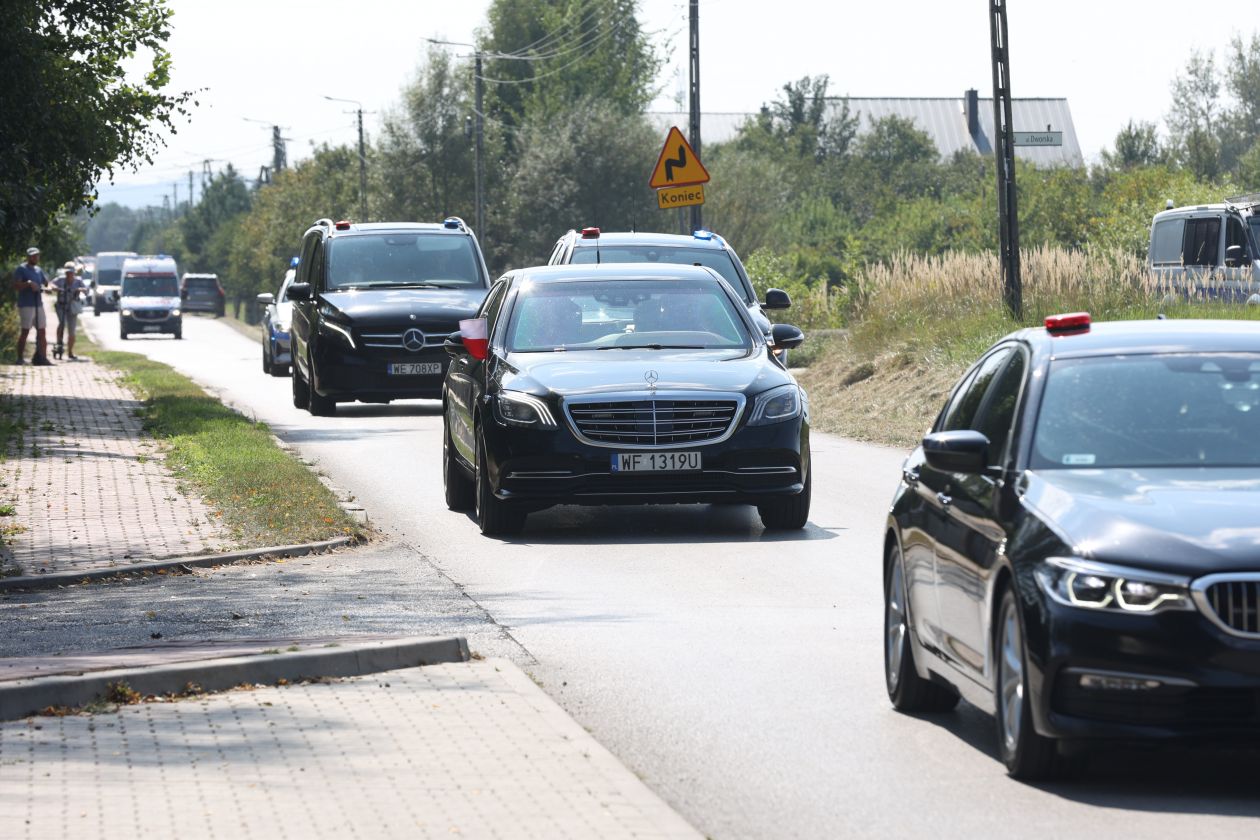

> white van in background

[
  {"left": 119, "top": 256, "right": 182, "bottom": 340},
  {"left": 92, "top": 251, "right": 138, "bottom": 315},
  {"left": 1149, "top": 195, "right": 1260, "bottom": 299}
]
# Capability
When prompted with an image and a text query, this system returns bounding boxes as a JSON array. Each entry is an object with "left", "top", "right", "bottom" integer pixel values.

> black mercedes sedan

[
  {"left": 885, "top": 314, "right": 1260, "bottom": 779},
  {"left": 441, "top": 264, "right": 811, "bottom": 536}
]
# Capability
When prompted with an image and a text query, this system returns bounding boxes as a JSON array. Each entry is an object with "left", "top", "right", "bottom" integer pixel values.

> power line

[{"left": 475, "top": 25, "right": 619, "bottom": 85}]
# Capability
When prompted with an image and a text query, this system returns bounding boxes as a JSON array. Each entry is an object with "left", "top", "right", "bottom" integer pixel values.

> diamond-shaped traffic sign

[{"left": 649, "top": 127, "right": 710, "bottom": 189}]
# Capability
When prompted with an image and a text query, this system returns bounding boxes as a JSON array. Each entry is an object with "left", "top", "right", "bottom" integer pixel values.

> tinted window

[
  {"left": 1150, "top": 219, "right": 1185, "bottom": 265},
  {"left": 184, "top": 277, "right": 218, "bottom": 289},
  {"left": 479, "top": 280, "right": 509, "bottom": 326},
  {"left": 1249, "top": 216, "right": 1260, "bottom": 251},
  {"left": 1226, "top": 217, "right": 1251, "bottom": 262},
  {"left": 1033, "top": 353, "right": 1260, "bottom": 469},
  {"left": 97, "top": 269, "right": 121, "bottom": 286},
  {"left": 505, "top": 278, "right": 750, "bottom": 352},
  {"left": 1183, "top": 217, "right": 1220, "bottom": 266},
  {"left": 973, "top": 350, "right": 1027, "bottom": 466},
  {"left": 327, "top": 234, "right": 481, "bottom": 289},
  {"left": 941, "top": 349, "right": 1013, "bottom": 432},
  {"left": 569, "top": 246, "right": 750, "bottom": 302},
  {"left": 122, "top": 274, "right": 178, "bottom": 296}
]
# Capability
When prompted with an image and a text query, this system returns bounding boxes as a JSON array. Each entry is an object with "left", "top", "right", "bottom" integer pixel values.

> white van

[
  {"left": 1149, "top": 195, "right": 1260, "bottom": 299},
  {"left": 119, "top": 256, "right": 182, "bottom": 340},
  {"left": 92, "top": 251, "right": 138, "bottom": 315}
]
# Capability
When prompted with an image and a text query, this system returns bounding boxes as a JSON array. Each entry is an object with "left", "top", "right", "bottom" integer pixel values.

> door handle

[
  {"left": 902, "top": 468, "right": 920, "bottom": 487},
  {"left": 936, "top": 492, "right": 953, "bottom": 507}
]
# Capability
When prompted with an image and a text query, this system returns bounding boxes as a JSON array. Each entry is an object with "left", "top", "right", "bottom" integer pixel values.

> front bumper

[
  {"left": 1028, "top": 594, "right": 1260, "bottom": 740},
  {"left": 269, "top": 330, "right": 291, "bottom": 365},
  {"left": 122, "top": 312, "right": 180, "bottom": 333},
  {"left": 482, "top": 410, "right": 809, "bottom": 509},
  {"left": 182, "top": 298, "right": 222, "bottom": 313},
  {"left": 312, "top": 341, "right": 448, "bottom": 401}
]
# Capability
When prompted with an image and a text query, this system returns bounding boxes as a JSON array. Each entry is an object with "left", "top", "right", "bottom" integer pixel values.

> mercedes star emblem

[
  {"left": 402, "top": 328, "right": 426, "bottom": 352},
  {"left": 644, "top": 369, "right": 659, "bottom": 387}
]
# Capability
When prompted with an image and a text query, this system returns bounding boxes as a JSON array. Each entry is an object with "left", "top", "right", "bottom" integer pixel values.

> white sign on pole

[{"left": 1013, "top": 131, "right": 1063, "bottom": 147}]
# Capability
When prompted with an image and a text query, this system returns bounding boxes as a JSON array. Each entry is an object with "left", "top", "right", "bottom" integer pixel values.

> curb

[
  {"left": 0, "top": 536, "right": 354, "bottom": 593},
  {"left": 0, "top": 635, "right": 470, "bottom": 721}
]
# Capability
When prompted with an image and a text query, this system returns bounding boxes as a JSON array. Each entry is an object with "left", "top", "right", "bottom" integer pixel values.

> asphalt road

[{"left": 14, "top": 311, "right": 1259, "bottom": 839}]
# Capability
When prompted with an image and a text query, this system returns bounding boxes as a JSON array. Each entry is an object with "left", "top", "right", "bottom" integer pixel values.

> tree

[
  {"left": 81, "top": 203, "right": 145, "bottom": 253},
  {"left": 181, "top": 165, "right": 251, "bottom": 269},
  {"left": 0, "top": 1, "right": 193, "bottom": 255},
  {"left": 1102, "top": 121, "right": 1165, "bottom": 170},
  {"left": 1166, "top": 50, "right": 1223, "bottom": 179},
  {"left": 1223, "top": 33, "right": 1260, "bottom": 170}
]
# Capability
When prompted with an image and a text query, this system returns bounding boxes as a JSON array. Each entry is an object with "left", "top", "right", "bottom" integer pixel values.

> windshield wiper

[
  {"left": 337, "top": 282, "right": 446, "bottom": 289},
  {"left": 594, "top": 344, "right": 708, "bottom": 350}
]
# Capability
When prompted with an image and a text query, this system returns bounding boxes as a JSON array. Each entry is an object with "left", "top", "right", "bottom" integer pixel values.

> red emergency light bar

[{"left": 1045, "top": 312, "right": 1091, "bottom": 334}]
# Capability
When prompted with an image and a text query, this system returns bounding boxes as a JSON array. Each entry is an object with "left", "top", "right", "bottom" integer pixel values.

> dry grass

[{"left": 801, "top": 247, "right": 1260, "bottom": 449}]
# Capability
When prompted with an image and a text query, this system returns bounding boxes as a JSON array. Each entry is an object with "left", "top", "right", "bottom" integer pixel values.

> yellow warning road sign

[
  {"left": 656, "top": 184, "right": 705, "bottom": 209},
  {"left": 649, "top": 127, "right": 710, "bottom": 189}
]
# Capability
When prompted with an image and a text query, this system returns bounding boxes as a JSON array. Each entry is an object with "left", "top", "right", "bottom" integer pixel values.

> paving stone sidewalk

[
  {"left": 0, "top": 658, "right": 701, "bottom": 839},
  {"left": 0, "top": 319, "right": 231, "bottom": 577}
]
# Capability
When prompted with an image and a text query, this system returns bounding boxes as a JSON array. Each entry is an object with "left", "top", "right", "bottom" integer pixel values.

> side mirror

[
  {"left": 770, "top": 323, "right": 805, "bottom": 350},
  {"left": 256, "top": 293, "right": 275, "bottom": 305},
  {"left": 287, "top": 282, "right": 312, "bottom": 302},
  {"left": 764, "top": 288, "right": 791, "bottom": 310},
  {"left": 922, "top": 430, "right": 991, "bottom": 475},
  {"left": 110, "top": 290, "right": 120, "bottom": 302},
  {"left": 444, "top": 330, "right": 468, "bottom": 358},
  {"left": 1225, "top": 244, "right": 1247, "bottom": 267}
]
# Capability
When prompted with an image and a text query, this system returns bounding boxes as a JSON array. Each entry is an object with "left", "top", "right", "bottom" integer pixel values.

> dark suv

[
  {"left": 288, "top": 218, "right": 491, "bottom": 415},
  {"left": 547, "top": 228, "right": 791, "bottom": 342},
  {"left": 180, "top": 273, "right": 226, "bottom": 316}
]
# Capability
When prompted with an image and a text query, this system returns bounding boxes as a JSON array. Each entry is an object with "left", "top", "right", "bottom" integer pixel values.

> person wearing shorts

[
  {"left": 14, "top": 247, "right": 52, "bottom": 366},
  {"left": 52, "top": 265, "right": 87, "bottom": 360}
]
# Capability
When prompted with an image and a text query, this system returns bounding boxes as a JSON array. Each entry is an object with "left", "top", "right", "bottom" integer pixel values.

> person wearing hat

[
  {"left": 14, "top": 247, "right": 53, "bottom": 365},
  {"left": 52, "top": 264, "right": 87, "bottom": 360}
]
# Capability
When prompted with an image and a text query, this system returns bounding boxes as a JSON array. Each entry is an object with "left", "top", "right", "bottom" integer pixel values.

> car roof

[
  {"left": 182, "top": 273, "right": 218, "bottom": 279},
  {"left": 122, "top": 256, "right": 177, "bottom": 272},
  {"left": 1012, "top": 319, "right": 1260, "bottom": 360},
  {"left": 512, "top": 263, "right": 727, "bottom": 284},
  {"left": 328, "top": 222, "right": 466, "bottom": 237},
  {"left": 568, "top": 231, "right": 732, "bottom": 250}
]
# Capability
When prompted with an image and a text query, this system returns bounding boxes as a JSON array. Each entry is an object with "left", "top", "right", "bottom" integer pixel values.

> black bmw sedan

[
  {"left": 441, "top": 264, "right": 811, "bottom": 536},
  {"left": 885, "top": 314, "right": 1260, "bottom": 779}
]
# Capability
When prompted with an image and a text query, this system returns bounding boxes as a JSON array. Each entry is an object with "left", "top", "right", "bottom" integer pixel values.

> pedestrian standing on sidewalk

[
  {"left": 52, "top": 265, "right": 87, "bottom": 360},
  {"left": 14, "top": 247, "right": 53, "bottom": 366}
]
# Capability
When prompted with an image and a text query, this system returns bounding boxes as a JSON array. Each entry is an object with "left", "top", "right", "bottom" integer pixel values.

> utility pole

[
  {"left": 202, "top": 159, "right": 213, "bottom": 190},
  {"left": 989, "top": 0, "right": 1022, "bottom": 319},
  {"left": 271, "top": 125, "right": 287, "bottom": 173},
  {"left": 188, "top": 170, "right": 195, "bottom": 211},
  {"left": 688, "top": 0, "right": 702, "bottom": 232},
  {"left": 474, "top": 52, "right": 486, "bottom": 238},
  {"left": 172, "top": 182, "right": 179, "bottom": 218},
  {"left": 324, "top": 96, "right": 370, "bottom": 221}
]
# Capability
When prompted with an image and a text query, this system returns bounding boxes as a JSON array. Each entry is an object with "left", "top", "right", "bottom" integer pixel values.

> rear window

[
  {"left": 569, "top": 246, "right": 751, "bottom": 302},
  {"left": 326, "top": 234, "right": 482, "bottom": 290},
  {"left": 97, "top": 269, "right": 121, "bottom": 286},
  {"left": 122, "top": 274, "right": 178, "bottom": 296},
  {"left": 184, "top": 277, "right": 219, "bottom": 289},
  {"left": 1150, "top": 219, "right": 1185, "bottom": 265}
]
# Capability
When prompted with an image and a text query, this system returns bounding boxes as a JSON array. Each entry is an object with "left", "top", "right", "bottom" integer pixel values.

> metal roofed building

[{"left": 649, "top": 90, "right": 1083, "bottom": 168}]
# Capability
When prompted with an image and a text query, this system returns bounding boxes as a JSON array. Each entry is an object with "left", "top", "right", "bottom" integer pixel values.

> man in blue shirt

[{"left": 14, "top": 247, "right": 52, "bottom": 365}]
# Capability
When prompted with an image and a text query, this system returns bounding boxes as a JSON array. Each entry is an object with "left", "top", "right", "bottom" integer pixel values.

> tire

[
  {"left": 474, "top": 431, "right": 525, "bottom": 536},
  {"left": 885, "top": 541, "right": 960, "bottom": 712},
  {"left": 757, "top": 464, "right": 812, "bottom": 529},
  {"left": 995, "top": 587, "right": 1074, "bottom": 780},
  {"left": 262, "top": 342, "right": 272, "bottom": 375},
  {"left": 444, "top": 420, "right": 475, "bottom": 511},
  {"left": 173, "top": 327, "right": 182, "bottom": 340},
  {"left": 291, "top": 359, "right": 309, "bottom": 409},
  {"left": 271, "top": 364, "right": 290, "bottom": 378},
  {"left": 119, "top": 328, "right": 128, "bottom": 340},
  {"left": 94, "top": 303, "right": 101, "bottom": 317},
  {"left": 306, "top": 358, "right": 336, "bottom": 416}
]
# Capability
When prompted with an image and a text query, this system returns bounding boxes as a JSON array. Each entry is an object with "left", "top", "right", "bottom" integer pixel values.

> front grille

[
  {"left": 1203, "top": 578, "right": 1260, "bottom": 635},
  {"left": 566, "top": 398, "right": 739, "bottom": 447},
  {"left": 133, "top": 309, "right": 170, "bottom": 321},
  {"left": 360, "top": 328, "right": 447, "bottom": 351}
]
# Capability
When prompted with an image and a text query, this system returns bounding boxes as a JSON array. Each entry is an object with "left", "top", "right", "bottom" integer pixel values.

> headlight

[
  {"left": 121, "top": 308, "right": 132, "bottom": 317},
  {"left": 1034, "top": 557, "right": 1193, "bottom": 614},
  {"left": 171, "top": 308, "right": 181, "bottom": 317},
  {"left": 748, "top": 384, "right": 803, "bottom": 425},
  {"left": 495, "top": 392, "right": 556, "bottom": 428},
  {"left": 320, "top": 319, "right": 356, "bottom": 349}
]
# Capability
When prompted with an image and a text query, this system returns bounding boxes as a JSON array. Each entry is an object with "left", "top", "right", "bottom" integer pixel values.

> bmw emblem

[
  {"left": 402, "top": 328, "right": 426, "bottom": 352},
  {"left": 644, "top": 369, "right": 659, "bottom": 388}
]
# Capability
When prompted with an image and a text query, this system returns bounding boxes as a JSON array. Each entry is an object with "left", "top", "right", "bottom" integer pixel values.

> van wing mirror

[
  {"left": 287, "top": 283, "right": 312, "bottom": 301},
  {"left": 1225, "top": 244, "right": 1247, "bottom": 267},
  {"left": 256, "top": 293, "right": 275, "bottom": 305}
]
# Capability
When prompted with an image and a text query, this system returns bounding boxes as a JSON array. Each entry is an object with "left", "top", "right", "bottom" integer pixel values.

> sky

[{"left": 96, "top": 0, "right": 1247, "bottom": 208}]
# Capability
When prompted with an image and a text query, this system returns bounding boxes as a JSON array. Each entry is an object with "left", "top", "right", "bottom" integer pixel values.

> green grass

[{"left": 85, "top": 343, "right": 359, "bottom": 547}]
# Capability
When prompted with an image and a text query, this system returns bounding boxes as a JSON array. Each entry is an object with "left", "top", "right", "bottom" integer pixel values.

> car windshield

[
  {"left": 570, "top": 246, "right": 750, "bottom": 302},
  {"left": 97, "top": 268, "right": 121, "bottom": 286},
  {"left": 122, "top": 274, "right": 178, "bottom": 296},
  {"left": 505, "top": 277, "right": 751, "bottom": 353},
  {"left": 327, "top": 233, "right": 481, "bottom": 290},
  {"left": 1032, "top": 353, "right": 1260, "bottom": 469}
]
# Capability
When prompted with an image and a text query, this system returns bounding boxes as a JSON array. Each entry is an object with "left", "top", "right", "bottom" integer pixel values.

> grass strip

[{"left": 84, "top": 341, "right": 359, "bottom": 547}]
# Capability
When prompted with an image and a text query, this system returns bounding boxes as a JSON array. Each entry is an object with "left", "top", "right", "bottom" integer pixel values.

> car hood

[
  {"left": 319, "top": 288, "right": 485, "bottom": 329},
  {"left": 501, "top": 348, "right": 792, "bottom": 398},
  {"left": 120, "top": 296, "right": 179, "bottom": 308},
  {"left": 1021, "top": 468, "right": 1260, "bottom": 574}
]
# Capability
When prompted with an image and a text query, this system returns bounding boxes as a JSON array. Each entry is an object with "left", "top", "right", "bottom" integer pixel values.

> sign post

[{"left": 650, "top": 126, "right": 710, "bottom": 214}]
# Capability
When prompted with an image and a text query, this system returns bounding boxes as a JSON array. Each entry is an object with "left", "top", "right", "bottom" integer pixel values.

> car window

[
  {"left": 327, "top": 233, "right": 482, "bottom": 289},
  {"left": 1248, "top": 216, "right": 1260, "bottom": 252},
  {"left": 1032, "top": 353, "right": 1260, "bottom": 469},
  {"left": 972, "top": 350, "right": 1027, "bottom": 467},
  {"left": 298, "top": 232, "right": 321, "bottom": 287},
  {"left": 1183, "top": 217, "right": 1221, "bottom": 266},
  {"left": 569, "top": 246, "right": 751, "bottom": 302},
  {"left": 122, "top": 274, "right": 178, "bottom": 296},
  {"left": 505, "top": 278, "right": 751, "bottom": 352},
  {"left": 940, "top": 348, "right": 1013, "bottom": 432},
  {"left": 1226, "top": 216, "right": 1251, "bottom": 262},
  {"left": 479, "top": 279, "right": 509, "bottom": 324},
  {"left": 1150, "top": 218, "right": 1185, "bottom": 266}
]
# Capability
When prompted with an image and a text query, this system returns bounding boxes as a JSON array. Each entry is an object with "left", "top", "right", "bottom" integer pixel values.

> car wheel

[
  {"left": 306, "top": 358, "right": 336, "bottom": 416},
  {"left": 119, "top": 328, "right": 128, "bottom": 340},
  {"left": 885, "top": 541, "right": 959, "bottom": 712},
  {"left": 995, "top": 587, "right": 1072, "bottom": 780},
  {"left": 262, "top": 342, "right": 272, "bottom": 375},
  {"left": 474, "top": 430, "right": 525, "bottom": 536},
  {"left": 173, "top": 327, "right": 182, "bottom": 340},
  {"left": 94, "top": 304, "right": 101, "bottom": 316},
  {"left": 444, "top": 421, "right": 475, "bottom": 511},
  {"left": 291, "top": 358, "right": 310, "bottom": 409},
  {"left": 757, "top": 465, "right": 811, "bottom": 529}
]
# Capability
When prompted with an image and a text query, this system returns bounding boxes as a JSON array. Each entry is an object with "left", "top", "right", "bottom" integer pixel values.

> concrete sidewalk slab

[{"left": 0, "top": 658, "right": 701, "bottom": 839}]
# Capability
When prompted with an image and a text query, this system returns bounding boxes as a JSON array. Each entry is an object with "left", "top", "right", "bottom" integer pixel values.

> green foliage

[
  {"left": 180, "top": 165, "right": 251, "bottom": 268},
  {"left": 81, "top": 203, "right": 146, "bottom": 253},
  {"left": 0, "top": 1, "right": 193, "bottom": 254},
  {"left": 1102, "top": 121, "right": 1166, "bottom": 170},
  {"left": 744, "top": 248, "right": 844, "bottom": 330}
]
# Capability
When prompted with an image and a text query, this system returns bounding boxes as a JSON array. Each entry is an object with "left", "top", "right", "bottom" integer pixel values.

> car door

[
  {"left": 1221, "top": 215, "right": 1256, "bottom": 299},
  {"left": 1181, "top": 215, "right": 1221, "bottom": 295},
  {"left": 917, "top": 346, "right": 1014, "bottom": 669},
  {"left": 932, "top": 346, "right": 1027, "bottom": 684},
  {"left": 448, "top": 277, "right": 509, "bottom": 465},
  {"left": 290, "top": 232, "right": 322, "bottom": 375}
]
